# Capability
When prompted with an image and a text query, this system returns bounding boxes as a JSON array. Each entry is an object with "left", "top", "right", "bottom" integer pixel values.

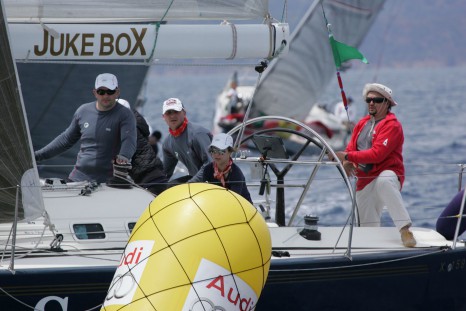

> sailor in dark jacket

[
  {"left": 200, "top": 133, "right": 252, "bottom": 204},
  {"left": 118, "top": 99, "right": 167, "bottom": 195}
]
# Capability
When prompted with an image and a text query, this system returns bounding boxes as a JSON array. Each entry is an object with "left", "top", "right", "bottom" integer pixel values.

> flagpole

[
  {"left": 327, "top": 24, "right": 350, "bottom": 123},
  {"left": 322, "top": 8, "right": 349, "bottom": 116},
  {"left": 321, "top": 4, "right": 368, "bottom": 127}
]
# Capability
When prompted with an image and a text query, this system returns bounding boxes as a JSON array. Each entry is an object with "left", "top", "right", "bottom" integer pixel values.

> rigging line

[
  {"left": 233, "top": 60, "right": 267, "bottom": 151},
  {"left": 2, "top": 225, "right": 49, "bottom": 263},
  {"left": 280, "top": 0, "right": 288, "bottom": 23},
  {"left": 224, "top": 21, "right": 238, "bottom": 60},
  {"left": 0, "top": 285, "right": 37, "bottom": 310},
  {"left": 271, "top": 247, "right": 447, "bottom": 272},
  {"left": 146, "top": 0, "right": 175, "bottom": 64}
]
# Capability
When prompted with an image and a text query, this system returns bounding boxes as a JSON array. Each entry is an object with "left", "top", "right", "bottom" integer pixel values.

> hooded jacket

[
  {"left": 130, "top": 110, "right": 166, "bottom": 184},
  {"left": 346, "top": 112, "right": 404, "bottom": 191}
]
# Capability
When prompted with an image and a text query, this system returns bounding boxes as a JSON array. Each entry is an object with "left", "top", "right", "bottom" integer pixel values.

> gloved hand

[
  {"left": 107, "top": 160, "right": 133, "bottom": 189},
  {"left": 113, "top": 162, "right": 132, "bottom": 179}
]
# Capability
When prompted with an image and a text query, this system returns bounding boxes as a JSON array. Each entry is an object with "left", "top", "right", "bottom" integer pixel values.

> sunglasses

[
  {"left": 96, "top": 89, "right": 117, "bottom": 96},
  {"left": 209, "top": 147, "right": 226, "bottom": 155},
  {"left": 365, "top": 97, "right": 386, "bottom": 104}
]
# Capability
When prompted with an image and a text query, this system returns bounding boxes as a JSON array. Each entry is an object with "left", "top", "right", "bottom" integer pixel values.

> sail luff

[{"left": 0, "top": 0, "right": 45, "bottom": 222}]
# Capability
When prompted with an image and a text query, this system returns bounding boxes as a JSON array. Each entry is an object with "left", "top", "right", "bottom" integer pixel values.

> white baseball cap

[
  {"left": 95, "top": 73, "right": 118, "bottom": 90},
  {"left": 209, "top": 133, "right": 233, "bottom": 150},
  {"left": 162, "top": 98, "right": 184, "bottom": 114}
]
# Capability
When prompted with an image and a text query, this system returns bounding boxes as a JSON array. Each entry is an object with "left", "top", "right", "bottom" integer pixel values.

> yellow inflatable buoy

[{"left": 101, "top": 183, "right": 271, "bottom": 311}]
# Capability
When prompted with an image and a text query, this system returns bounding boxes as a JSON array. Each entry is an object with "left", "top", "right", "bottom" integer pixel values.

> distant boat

[{"left": 214, "top": 72, "right": 349, "bottom": 153}]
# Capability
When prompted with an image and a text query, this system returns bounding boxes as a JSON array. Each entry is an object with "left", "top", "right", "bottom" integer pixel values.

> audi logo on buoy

[
  {"left": 190, "top": 297, "right": 226, "bottom": 311},
  {"left": 105, "top": 273, "right": 136, "bottom": 300}
]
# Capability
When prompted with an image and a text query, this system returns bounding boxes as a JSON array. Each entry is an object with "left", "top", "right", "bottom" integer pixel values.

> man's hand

[
  {"left": 335, "top": 151, "right": 347, "bottom": 163},
  {"left": 331, "top": 151, "right": 355, "bottom": 177},
  {"left": 342, "top": 160, "right": 356, "bottom": 177},
  {"left": 115, "top": 154, "right": 129, "bottom": 164}
]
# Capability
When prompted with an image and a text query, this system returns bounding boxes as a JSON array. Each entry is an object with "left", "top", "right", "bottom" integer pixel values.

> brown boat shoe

[{"left": 400, "top": 227, "right": 416, "bottom": 248}]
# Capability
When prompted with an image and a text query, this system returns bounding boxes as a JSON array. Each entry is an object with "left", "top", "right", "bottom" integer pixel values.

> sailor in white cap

[
  {"left": 161, "top": 97, "right": 212, "bottom": 183},
  {"left": 199, "top": 133, "right": 252, "bottom": 203},
  {"left": 34, "top": 73, "right": 136, "bottom": 183}
]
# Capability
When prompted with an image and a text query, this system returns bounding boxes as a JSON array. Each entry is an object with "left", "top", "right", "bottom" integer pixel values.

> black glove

[{"left": 106, "top": 163, "right": 133, "bottom": 189}]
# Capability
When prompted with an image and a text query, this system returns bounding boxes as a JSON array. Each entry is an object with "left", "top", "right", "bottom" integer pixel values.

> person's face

[
  {"left": 365, "top": 91, "right": 389, "bottom": 119},
  {"left": 209, "top": 147, "right": 231, "bottom": 167},
  {"left": 163, "top": 109, "right": 186, "bottom": 130},
  {"left": 94, "top": 87, "right": 120, "bottom": 111}
]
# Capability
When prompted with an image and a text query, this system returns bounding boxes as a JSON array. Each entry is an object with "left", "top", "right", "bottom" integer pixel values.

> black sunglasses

[
  {"left": 209, "top": 147, "right": 226, "bottom": 155},
  {"left": 365, "top": 97, "right": 385, "bottom": 104},
  {"left": 96, "top": 89, "right": 117, "bottom": 96}
]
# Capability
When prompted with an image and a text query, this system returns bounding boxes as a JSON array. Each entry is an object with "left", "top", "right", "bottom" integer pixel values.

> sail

[
  {"left": 252, "top": 0, "right": 385, "bottom": 119},
  {"left": 0, "top": 0, "right": 45, "bottom": 222},
  {"left": 4, "top": 0, "right": 268, "bottom": 23}
]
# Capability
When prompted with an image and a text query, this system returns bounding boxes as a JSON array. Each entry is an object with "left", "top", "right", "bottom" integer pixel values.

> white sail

[
  {"left": 252, "top": 0, "right": 385, "bottom": 119},
  {"left": 0, "top": 0, "right": 44, "bottom": 222},
  {"left": 4, "top": 0, "right": 268, "bottom": 23}
]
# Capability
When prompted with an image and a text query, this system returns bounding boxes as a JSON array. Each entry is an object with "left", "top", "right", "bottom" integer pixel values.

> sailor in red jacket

[{"left": 334, "top": 83, "right": 416, "bottom": 248}]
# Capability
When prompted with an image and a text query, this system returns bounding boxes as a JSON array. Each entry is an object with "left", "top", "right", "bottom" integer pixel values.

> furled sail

[
  {"left": 0, "top": 1, "right": 44, "bottom": 222},
  {"left": 252, "top": 0, "right": 385, "bottom": 119}
]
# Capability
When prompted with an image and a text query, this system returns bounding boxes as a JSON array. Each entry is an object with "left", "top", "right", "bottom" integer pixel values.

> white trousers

[{"left": 356, "top": 170, "right": 412, "bottom": 231}]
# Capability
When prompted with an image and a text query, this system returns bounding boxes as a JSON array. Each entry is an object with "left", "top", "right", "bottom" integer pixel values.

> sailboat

[
  {"left": 0, "top": 0, "right": 290, "bottom": 310},
  {"left": 1, "top": 0, "right": 466, "bottom": 310}
]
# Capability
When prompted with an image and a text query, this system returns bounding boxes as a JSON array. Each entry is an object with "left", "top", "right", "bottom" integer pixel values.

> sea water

[{"left": 141, "top": 65, "right": 466, "bottom": 231}]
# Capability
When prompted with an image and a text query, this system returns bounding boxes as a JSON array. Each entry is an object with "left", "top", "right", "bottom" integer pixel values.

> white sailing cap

[
  {"left": 117, "top": 99, "right": 130, "bottom": 109},
  {"left": 209, "top": 133, "right": 233, "bottom": 150},
  {"left": 95, "top": 73, "right": 118, "bottom": 90},
  {"left": 363, "top": 83, "right": 397, "bottom": 106},
  {"left": 163, "top": 98, "right": 184, "bottom": 114}
]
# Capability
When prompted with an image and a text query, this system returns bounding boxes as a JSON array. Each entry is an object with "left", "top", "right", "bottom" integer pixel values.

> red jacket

[{"left": 346, "top": 112, "right": 405, "bottom": 191}]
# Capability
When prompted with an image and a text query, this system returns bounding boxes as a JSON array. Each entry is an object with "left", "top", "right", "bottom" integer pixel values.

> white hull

[{"left": 1, "top": 181, "right": 154, "bottom": 254}]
